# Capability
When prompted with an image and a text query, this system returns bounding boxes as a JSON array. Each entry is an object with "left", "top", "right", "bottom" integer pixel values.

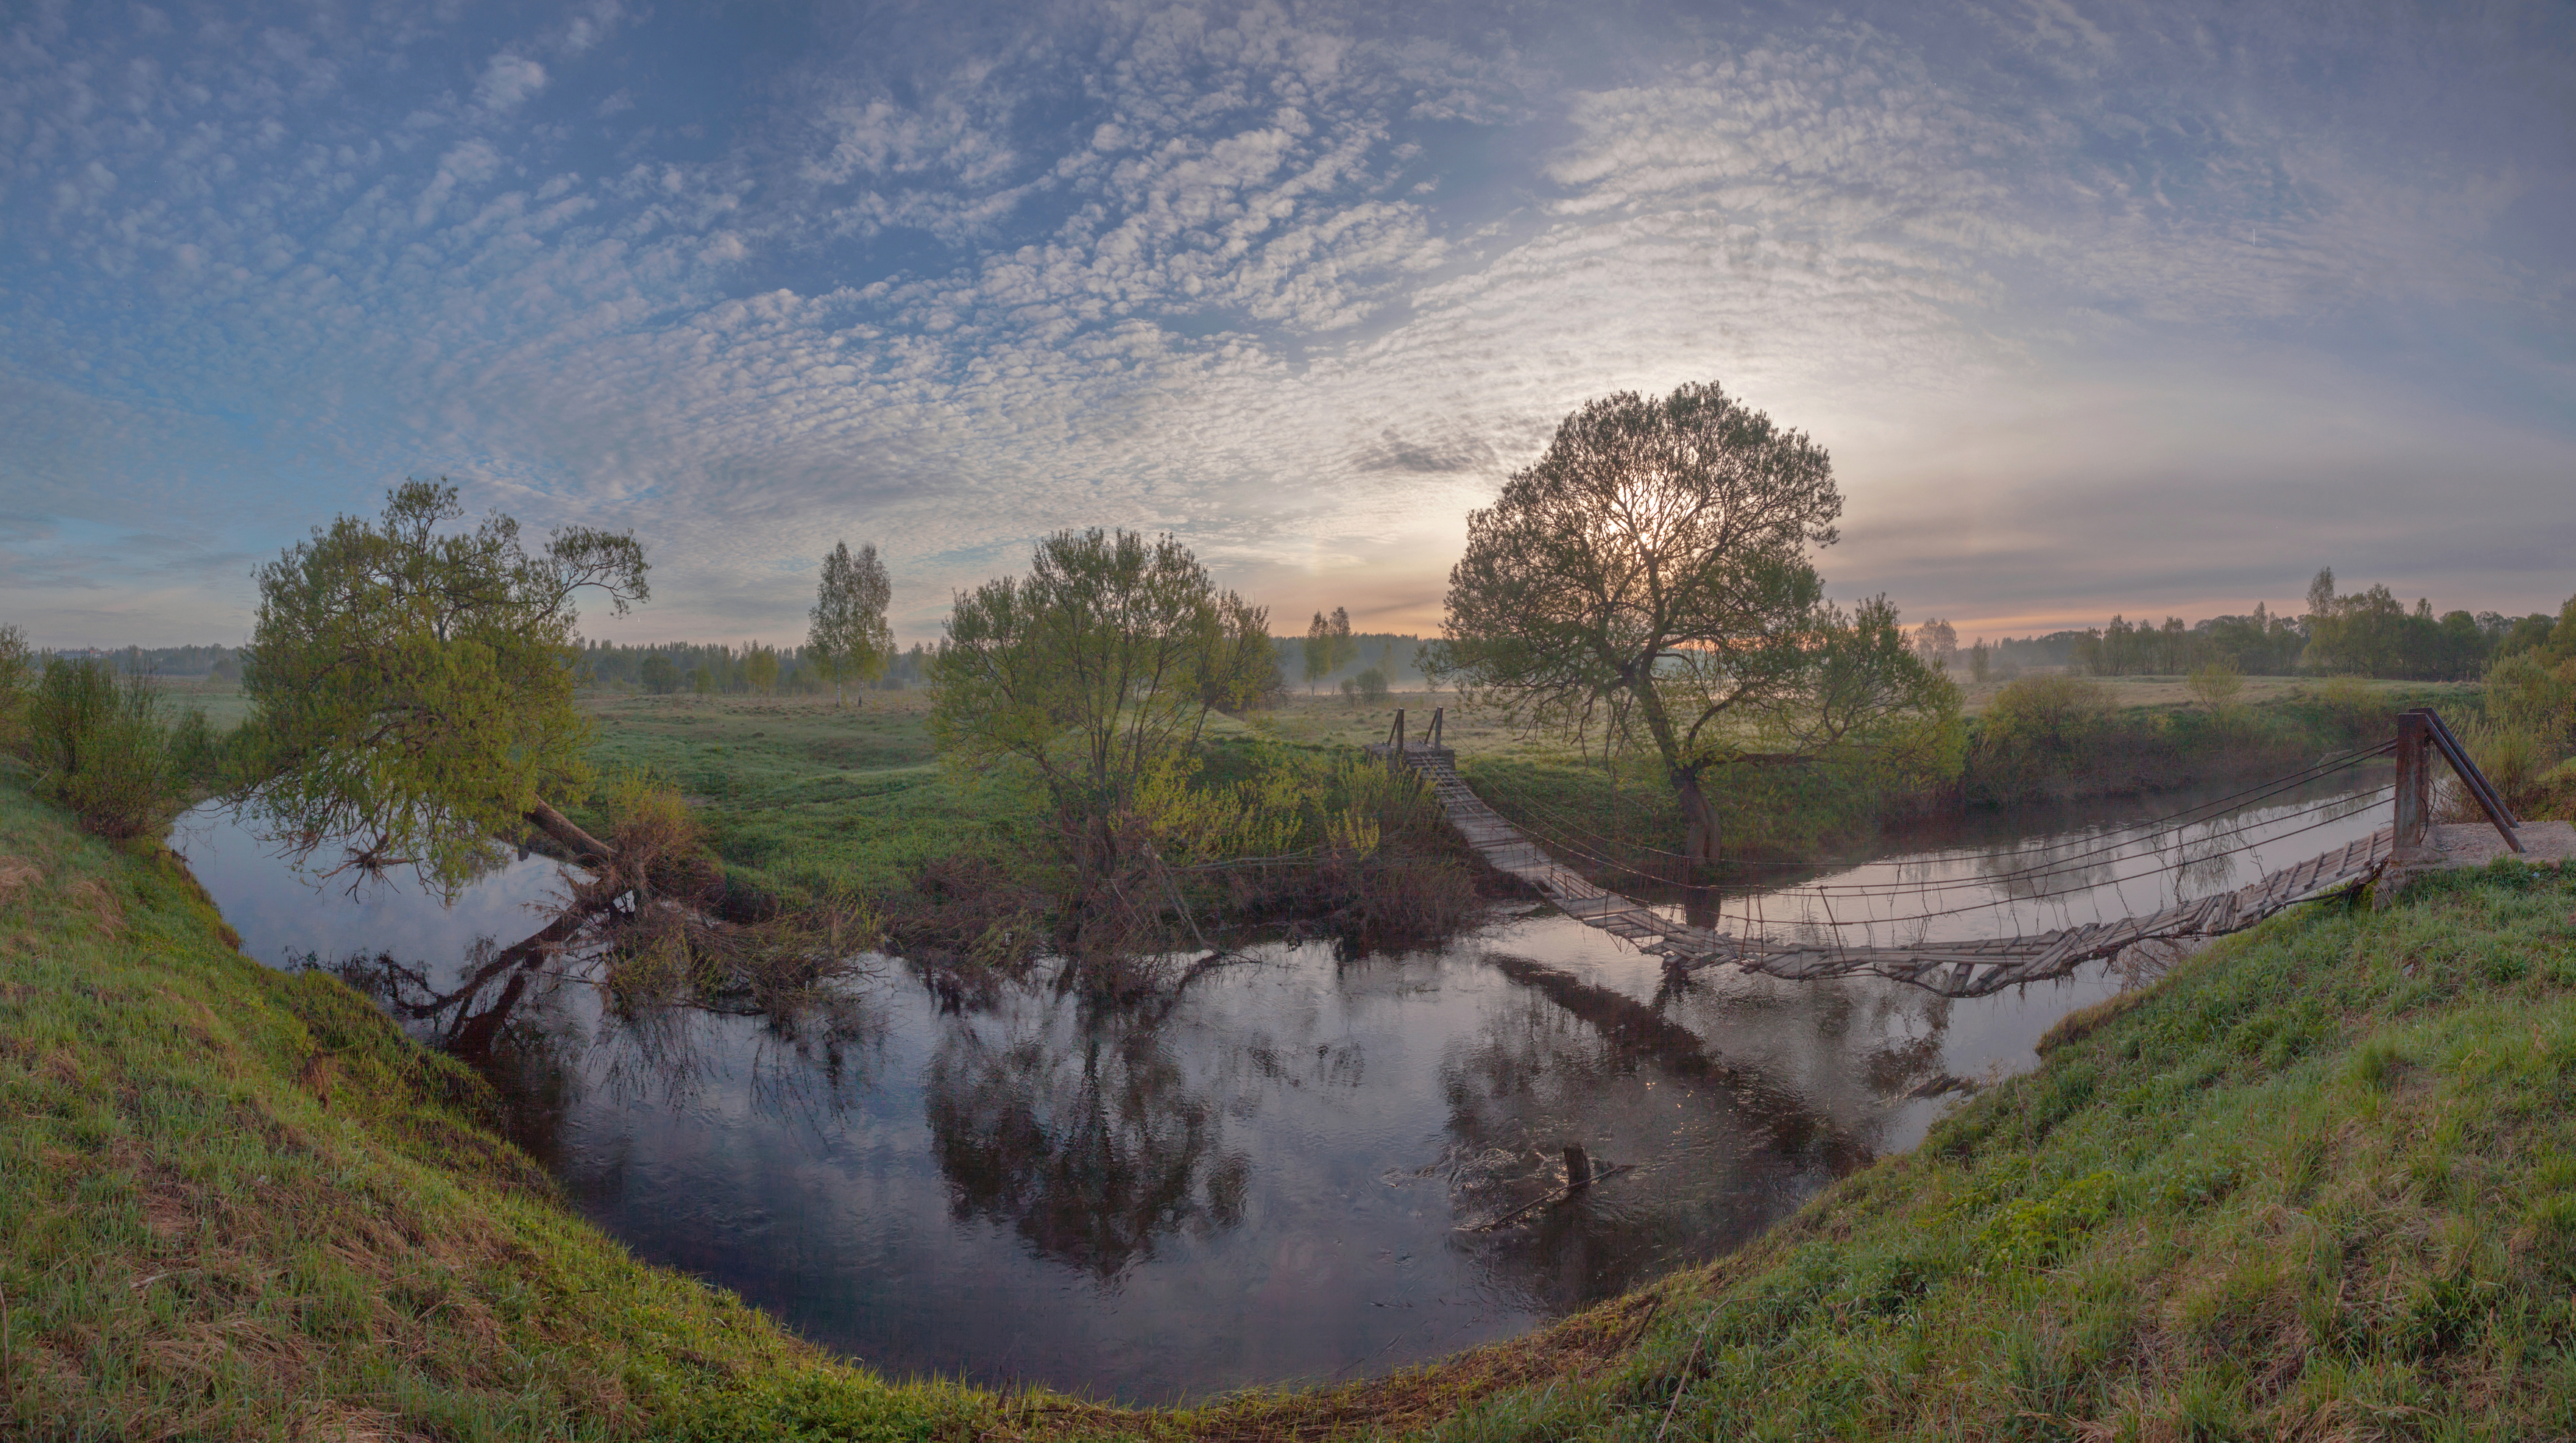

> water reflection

[
  {"left": 1979, "top": 833, "right": 2118, "bottom": 901},
  {"left": 325, "top": 922, "right": 584, "bottom": 1060},
  {"left": 1427, "top": 956, "right": 1894, "bottom": 1315},
  {"left": 171, "top": 770, "right": 2392, "bottom": 1403},
  {"left": 927, "top": 1017, "right": 1250, "bottom": 1280}
]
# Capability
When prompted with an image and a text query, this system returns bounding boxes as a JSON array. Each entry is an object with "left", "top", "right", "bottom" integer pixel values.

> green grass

[
  {"left": 1415, "top": 858, "right": 2576, "bottom": 1439},
  {"left": 573, "top": 692, "right": 1050, "bottom": 903},
  {"left": 1456, "top": 749, "right": 1889, "bottom": 866},
  {"left": 560, "top": 680, "right": 2491, "bottom": 897},
  {"left": 138, "top": 676, "right": 255, "bottom": 732}
]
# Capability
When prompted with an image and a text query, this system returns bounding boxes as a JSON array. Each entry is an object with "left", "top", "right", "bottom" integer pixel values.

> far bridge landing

[{"left": 1372, "top": 707, "right": 2574, "bottom": 1000}]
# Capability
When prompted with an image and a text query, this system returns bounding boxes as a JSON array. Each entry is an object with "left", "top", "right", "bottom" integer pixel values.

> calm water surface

[{"left": 173, "top": 769, "right": 2388, "bottom": 1403}]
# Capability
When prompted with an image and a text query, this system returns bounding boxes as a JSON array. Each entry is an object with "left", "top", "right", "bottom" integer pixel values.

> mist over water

[{"left": 172, "top": 770, "right": 2390, "bottom": 1402}]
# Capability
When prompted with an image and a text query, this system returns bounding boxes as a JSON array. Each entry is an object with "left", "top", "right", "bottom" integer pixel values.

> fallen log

[{"left": 524, "top": 798, "right": 614, "bottom": 867}]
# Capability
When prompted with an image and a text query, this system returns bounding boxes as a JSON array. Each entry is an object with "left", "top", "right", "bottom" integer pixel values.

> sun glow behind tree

[{"left": 1433, "top": 382, "right": 1956, "bottom": 864}]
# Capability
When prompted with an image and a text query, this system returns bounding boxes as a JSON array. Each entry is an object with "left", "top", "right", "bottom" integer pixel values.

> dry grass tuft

[
  {"left": 2037, "top": 985, "right": 2155, "bottom": 1054},
  {"left": 0, "top": 854, "right": 38, "bottom": 907},
  {"left": 68, "top": 875, "right": 122, "bottom": 932},
  {"left": 286, "top": 1403, "right": 419, "bottom": 1443}
]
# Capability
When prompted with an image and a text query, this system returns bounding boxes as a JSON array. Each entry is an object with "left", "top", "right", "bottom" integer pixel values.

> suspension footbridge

[{"left": 1374, "top": 707, "right": 2569, "bottom": 999}]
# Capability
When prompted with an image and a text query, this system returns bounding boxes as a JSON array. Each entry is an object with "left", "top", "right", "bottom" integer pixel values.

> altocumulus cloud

[{"left": 1, "top": 0, "right": 2569, "bottom": 645}]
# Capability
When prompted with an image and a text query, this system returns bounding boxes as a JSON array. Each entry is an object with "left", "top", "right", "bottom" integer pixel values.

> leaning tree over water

[{"left": 238, "top": 479, "right": 646, "bottom": 892}]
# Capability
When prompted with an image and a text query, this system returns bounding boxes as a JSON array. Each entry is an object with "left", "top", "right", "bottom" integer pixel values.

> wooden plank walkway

[{"left": 1373, "top": 742, "right": 2399, "bottom": 1000}]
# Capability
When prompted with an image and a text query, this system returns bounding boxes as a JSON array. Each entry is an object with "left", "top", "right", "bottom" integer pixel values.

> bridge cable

[
  {"left": 1474, "top": 738, "right": 2393, "bottom": 881},
  {"left": 1495, "top": 776, "right": 2381, "bottom": 909},
  {"left": 1501, "top": 783, "right": 2390, "bottom": 940},
  {"left": 1481, "top": 744, "right": 2391, "bottom": 901}
]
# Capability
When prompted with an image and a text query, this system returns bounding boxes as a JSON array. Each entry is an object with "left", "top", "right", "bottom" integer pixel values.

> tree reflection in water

[
  {"left": 316, "top": 934, "right": 891, "bottom": 1166},
  {"left": 925, "top": 1014, "right": 1250, "bottom": 1281},
  {"left": 1434, "top": 953, "right": 1919, "bottom": 1318},
  {"left": 1978, "top": 832, "right": 2117, "bottom": 903}
]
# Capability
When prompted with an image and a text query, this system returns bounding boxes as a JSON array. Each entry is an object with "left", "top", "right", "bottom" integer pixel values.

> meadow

[
  {"left": 133, "top": 671, "right": 2486, "bottom": 907},
  {"left": 571, "top": 689, "right": 1044, "bottom": 901},
  {"left": 576, "top": 675, "right": 2485, "bottom": 901}
]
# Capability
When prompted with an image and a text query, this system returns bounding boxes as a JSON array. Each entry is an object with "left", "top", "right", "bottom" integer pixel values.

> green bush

[
  {"left": 2484, "top": 648, "right": 2575, "bottom": 748},
  {"left": 14, "top": 659, "right": 208, "bottom": 839},
  {"left": 2446, "top": 718, "right": 2552, "bottom": 822},
  {"left": 1982, "top": 674, "right": 2109, "bottom": 756},
  {"left": 0, "top": 623, "right": 30, "bottom": 751}
]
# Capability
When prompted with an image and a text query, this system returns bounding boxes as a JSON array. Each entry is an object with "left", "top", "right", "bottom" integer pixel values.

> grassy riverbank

[
  {"left": 563, "top": 692, "right": 1482, "bottom": 952},
  {"left": 1426, "top": 857, "right": 2576, "bottom": 1439},
  {"left": 12, "top": 762, "right": 2576, "bottom": 1436}
]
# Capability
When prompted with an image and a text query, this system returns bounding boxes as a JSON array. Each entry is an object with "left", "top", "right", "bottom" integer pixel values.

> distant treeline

[
  {"left": 78, "top": 573, "right": 2575, "bottom": 696},
  {"left": 1271, "top": 633, "right": 1429, "bottom": 691},
  {"left": 578, "top": 635, "right": 1432, "bottom": 697},
  {"left": 46, "top": 634, "right": 1444, "bottom": 698},
  {"left": 577, "top": 639, "right": 934, "bottom": 695},
  {"left": 1977, "top": 572, "right": 2570, "bottom": 681},
  {"left": 42, "top": 644, "right": 242, "bottom": 678}
]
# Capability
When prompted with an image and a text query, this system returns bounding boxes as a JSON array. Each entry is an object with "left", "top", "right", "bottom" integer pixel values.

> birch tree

[
  {"left": 1302, "top": 607, "right": 1354, "bottom": 693},
  {"left": 807, "top": 540, "right": 895, "bottom": 708}
]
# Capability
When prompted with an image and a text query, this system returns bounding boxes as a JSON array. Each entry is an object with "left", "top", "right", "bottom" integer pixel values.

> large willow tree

[
  {"left": 240, "top": 481, "right": 648, "bottom": 891},
  {"left": 1434, "top": 382, "right": 1950, "bottom": 865}
]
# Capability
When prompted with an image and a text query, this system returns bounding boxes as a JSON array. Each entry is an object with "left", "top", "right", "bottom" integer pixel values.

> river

[{"left": 169, "top": 765, "right": 2388, "bottom": 1403}]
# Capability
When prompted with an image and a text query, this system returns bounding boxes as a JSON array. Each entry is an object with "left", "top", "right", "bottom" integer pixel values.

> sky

[{"left": 3, "top": 0, "right": 2572, "bottom": 648}]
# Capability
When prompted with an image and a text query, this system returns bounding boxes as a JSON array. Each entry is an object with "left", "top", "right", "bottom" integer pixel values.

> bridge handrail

[{"left": 1378, "top": 716, "right": 2462, "bottom": 999}]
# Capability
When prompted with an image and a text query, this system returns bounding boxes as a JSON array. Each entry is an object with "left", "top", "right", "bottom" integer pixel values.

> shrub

[
  {"left": 15, "top": 659, "right": 207, "bottom": 839},
  {"left": 2186, "top": 658, "right": 2245, "bottom": 717},
  {"left": 593, "top": 768, "right": 720, "bottom": 901},
  {"left": 2313, "top": 673, "right": 2380, "bottom": 738},
  {"left": 1982, "top": 675, "right": 2109, "bottom": 758},
  {"left": 0, "top": 623, "right": 30, "bottom": 751},
  {"left": 2444, "top": 719, "right": 2554, "bottom": 823},
  {"left": 2484, "top": 649, "right": 2575, "bottom": 749},
  {"left": 2535, "top": 759, "right": 2576, "bottom": 823}
]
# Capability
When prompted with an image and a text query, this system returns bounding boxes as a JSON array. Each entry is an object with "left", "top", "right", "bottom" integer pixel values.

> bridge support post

[
  {"left": 1563, "top": 1144, "right": 1593, "bottom": 1189},
  {"left": 2395, "top": 710, "right": 2431, "bottom": 851}
]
